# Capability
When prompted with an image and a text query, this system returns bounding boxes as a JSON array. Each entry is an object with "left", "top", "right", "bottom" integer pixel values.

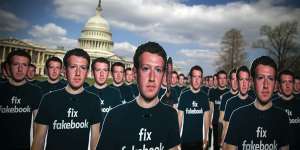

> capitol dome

[
  {"left": 79, "top": 0, "right": 113, "bottom": 56},
  {"left": 83, "top": 11, "right": 110, "bottom": 32},
  {"left": 78, "top": 0, "right": 132, "bottom": 73}
]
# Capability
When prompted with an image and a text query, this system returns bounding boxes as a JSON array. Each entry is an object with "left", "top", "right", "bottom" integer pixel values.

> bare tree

[
  {"left": 253, "top": 21, "right": 300, "bottom": 72},
  {"left": 216, "top": 28, "right": 246, "bottom": 72}
]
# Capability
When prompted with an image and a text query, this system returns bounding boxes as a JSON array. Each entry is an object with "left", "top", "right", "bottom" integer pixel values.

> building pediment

[{"left": 0, "top": 38, "right": 45, "bottom": 49}]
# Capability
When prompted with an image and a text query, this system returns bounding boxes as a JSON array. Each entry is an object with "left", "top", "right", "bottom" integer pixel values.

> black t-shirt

[
  {"left": 28, "top": 79, "right": 42, "bottom": 87},
  {"left": 38, "top": 80, "right": 66, "bottom": 95},
  {"left": 111, "top": 84, "right": 134, "bottom": 103},
  {"left": 225, "top": 103, "right": 289, "bottom": 149},
  {"left": 201, "top": 86, "right": 210, "bottom": 95},
  {"left": 224, "top": 95, "right": 254, "bottom": 121},
  {"left": 86, "top": 85, "right": 122, "bottom": 117},
  {"left": 83, "top": 82, "right": 89, "bottom": 88},
  {"left": 35, "top": 89, "right": 103, "bottom": 150},
  {"left": 178, "top": 88, "right": 210, "bottom": 143},
  {"left": 178, "top": 85, "right": 186, "bottom": 94},
  {"left": 172, "top": 85, "right": 181, "bottom": 101},
  {"left": 294, "top": 93, "right": 300, "bottom": 99},
  {"left": 209, "top": 87, "right": 229, "bottom": 124},
  {"left": 161, "top": 87, "right": 179, "bottom": 106},
  {"left": 158, "top": 86, "right": 167, "bottom": 100},
  {"left": 98, "top": 100, "right": 180, "bottom": 150},
  {"left": 273, "top": 95, "right": 300, "bottom": 150},
  {"left": 0, "top": 81, "right": 42, "bottom": 149},
  {"left": 248, "top": 89, "right": 256, "bottom": 99},
  {"left": 271, "top": 92, "right": 280, "bottom": 101},
  {"left": 128, "top": 83, "right": 139, "bottom": 98},
  {"left": 219, "top": 90, "right": 238, "bottom": 111},
  {"left": 0, "top": 77, "right": 7, "bottom": 82}
]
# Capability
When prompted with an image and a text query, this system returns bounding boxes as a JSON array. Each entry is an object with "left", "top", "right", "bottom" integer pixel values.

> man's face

[
  {"left": 171, "top": 73, "right": 178, "bottom": 86},
  {"left": 208, "top": 77, "right": 214, "bottom": 87},
  {"left": 65, "top": 56, "right": 88, "bottom": 90},
  {"left": 280, "top": 74, "right": 294, "bottom": 97},
  {"left": 47, "top": 61, "right": 62, "bottom": 81},
  {"left": 204, "top": 78, "right": 208, "bottom": 86},
  {"left": 26, "top": 66, "right": 36, "bottom": 80},
  {"left": 274, "top": 80, "right": 279, "bottom": 92},
  {"left": 178, "top": 76, "right": 184, "bottom": 86},
  {"left": 191, "top": 70, "right": 202, "bottom": 90},
  {"left": 9, "top": 55, "right": 29, "bottom": 82},
  {"left": 112, "top": 66, "right": 124, "bottom": 84},
  {"left": 294, "top": 79, "right": 300, "bottom": 93},
  {"left": 218, "top": 73, "right": 227, "bottom": 88},
  {"left": 137, "top": 52, "right": 164, "bottom": 102},
  {"left": 238, "top": 71, "right": 250, "bottom": 95},
  {"left": 125, "top": 70, "right": 134, "bottom": 83},
  {"left": 93, "top": 62, "right": 109, "bottom": 85},
  {"left": 230, "top": 73, "right": 238, "bottom": 92},
  {"left": 213, "top": 76, "right": 218, "bottom": 87},
  {"left": 254, "top": 64, "right": 276, "bottom": 105}
]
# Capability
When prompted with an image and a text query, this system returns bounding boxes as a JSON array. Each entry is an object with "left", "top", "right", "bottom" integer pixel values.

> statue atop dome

[
  {"left": 79, "top": 0, "right": 113, "bottom": 56},
  {"left": 96, "top": 0, "right": 102, "bottom": 14},
  {"left": 78, "top": 0, "right": 132, "bottom": 71}
]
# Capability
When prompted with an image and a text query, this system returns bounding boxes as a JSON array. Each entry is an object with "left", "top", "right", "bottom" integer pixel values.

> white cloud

[
  {"left": 54, "top": 0, "right": 96, "bottom": 22},
  {"left": 53, "top": 0, "right": 300, "bottom": 49},
  {"left": 175, "top": 48, "right": 219, "bottom": 74},
  {"left": 29, "top": 23, "right": 66, "bottom": 38},
  {"left": 0, "top": 9, "right": 28, "bottom": 32},
  {"left": 177, "top": 49, "right": 218, "bottom": 59},
  {"left": 52, "top": 0, "right": 300, "bottom": 74},
  {"left": 113, "top": 42, "right": 137, "bottom": 59},
  {"left": 28, "top": 23, "right": 77, "bottom": 49}
]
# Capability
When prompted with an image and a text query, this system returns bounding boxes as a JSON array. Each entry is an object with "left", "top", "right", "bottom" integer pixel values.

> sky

[{"left": 0, "top": 0, "right": 299, "bottom": 75}]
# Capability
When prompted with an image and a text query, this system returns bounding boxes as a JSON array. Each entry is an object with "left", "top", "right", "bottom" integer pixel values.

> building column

[
  {"left": 45, "top": 54, "right": 48, "bottom": 64},
  {"left": 1, "top": 46, "right": 5, "bottom": 61},
  {"left": 41, "top": 53, "right": 45, "bottom": 65},
  {"left": 39, "top": 52, "right": 42, "bottom": 64},
  {"left": 5, "top": 47, "right": 9, "bottom": 58},
  {"left": 36, "top": 51, "right": 39, "bottom": 64}
]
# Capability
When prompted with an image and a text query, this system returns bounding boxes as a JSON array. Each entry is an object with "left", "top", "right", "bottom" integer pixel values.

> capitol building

[{"left": 0, "top": 0, "right": 132, "bottom": 76}]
